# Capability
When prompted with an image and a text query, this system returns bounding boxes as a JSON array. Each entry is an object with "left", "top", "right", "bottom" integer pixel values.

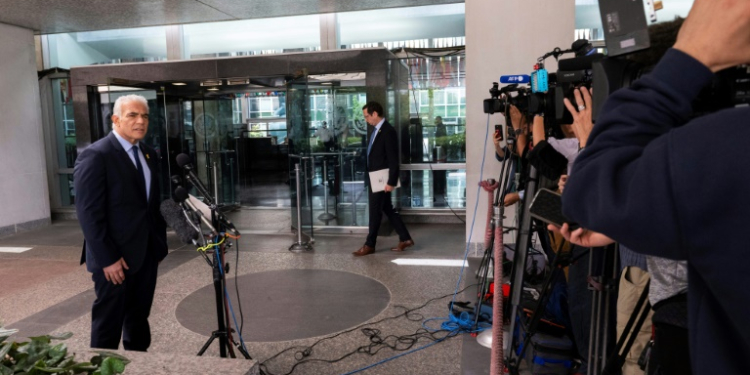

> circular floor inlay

[{"left": 176, "top": 269, "right": 390, "bottom": 342}]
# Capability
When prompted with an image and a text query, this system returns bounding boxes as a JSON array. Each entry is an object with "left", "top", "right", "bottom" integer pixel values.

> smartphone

[
  {"left": 529, "top": 188, "right": 579, "bottom": 230},
  {"left": 494, "top": 124, "right": 503, "bottom": 140}
]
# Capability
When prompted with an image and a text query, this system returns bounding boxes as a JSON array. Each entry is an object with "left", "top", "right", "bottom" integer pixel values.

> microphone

[
  {"left": 175, "top": 153, "right": 215, "bottom": 206},
  {"left": 188, "top": 193, "right": 239, "bottom": 236},
  {"left": 160, "top": 198, "right": 200, "bottom": 245},
  {"left": 175, "top": 153, "right": 240, "bottom": 236},
  {"left": 499, "top": 75, "right": 531, "bottom": 84},
  {"left": 174, "top": 186, "right": 218, "bottom": 237}
]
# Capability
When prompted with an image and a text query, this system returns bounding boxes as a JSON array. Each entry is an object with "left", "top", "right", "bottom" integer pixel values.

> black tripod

[{"left": 196, "top": 210, "right": 252, "bottom": 359}]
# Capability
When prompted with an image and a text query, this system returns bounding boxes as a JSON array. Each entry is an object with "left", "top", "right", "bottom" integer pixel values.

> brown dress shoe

[
  {"left": 390, "top": 239, "right": 415, "bottom": 252},
  {"left": 353, "top": 245, "right": 375, "bottom": 257}
]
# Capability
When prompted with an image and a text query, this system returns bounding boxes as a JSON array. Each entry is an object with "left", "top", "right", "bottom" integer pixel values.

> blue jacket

[{"left": 563, "top": 49, "right": 750, "bottom": 374}]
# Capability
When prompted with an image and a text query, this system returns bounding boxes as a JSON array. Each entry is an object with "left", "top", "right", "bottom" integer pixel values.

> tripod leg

[{"left": 198, "top": 332, "right": 219, "bottom": 356}]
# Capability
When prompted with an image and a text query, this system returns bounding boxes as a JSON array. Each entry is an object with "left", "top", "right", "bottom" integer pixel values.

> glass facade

[
  {"left": 43, "top": 3, "right": 469, "bottom": 219},
  {"left": 388, "top": 55, "right": 467, "bottom": 210},
  {"left": 46, "top": 27, "right": 167, "bottom": 69},
  {"left": 338, "top": 4, "right": 465, "bottom": 49},
  {"left": 51, "top": 78, "right": 77, "bottom": 207},
  {"left": 183, "top": 16, "right": 321, "bottom": 58}
]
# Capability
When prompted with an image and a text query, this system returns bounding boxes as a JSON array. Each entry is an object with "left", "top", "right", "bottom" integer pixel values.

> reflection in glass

[
  {"left": 400, "top": 170, "right": 466, "bottom": 209},
  {"left": 58, "top": 173, "right": 75, "bottom": 207},
  {"left": 52, "top": 78, "right": 78, "bottom": 170}
]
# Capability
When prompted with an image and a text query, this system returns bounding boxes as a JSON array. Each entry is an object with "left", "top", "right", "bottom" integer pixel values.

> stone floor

[{"left": 0, "top": 215, "right": 504, "bottom": 375}]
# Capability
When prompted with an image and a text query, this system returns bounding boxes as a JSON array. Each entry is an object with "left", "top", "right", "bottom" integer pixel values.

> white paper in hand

[{"left": 369, "top": 168, "right": 400, "bottom": 193}]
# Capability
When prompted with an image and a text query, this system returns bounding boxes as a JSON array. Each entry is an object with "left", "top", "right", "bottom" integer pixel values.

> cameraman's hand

[
  {"left": 563, "top": 87, "right": 593, "bottom": 148},
  {"left": 509, "top": 105, "right": 524, "bottom": 130},
  {"left": 503, "top": 192, "right": 520, "bottom": 207},
  {"left": 674, "top": 0, "right": 750, "bottom": 72},
  {"left": 548, "top": 223, "right": 615, "bottom": 248}
]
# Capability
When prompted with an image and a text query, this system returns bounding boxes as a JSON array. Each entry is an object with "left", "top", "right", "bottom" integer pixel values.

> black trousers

[
  {"left": 90, "top": 250, "right": 159, "bottom": 351},
  {"left": 649, "top": 323, "right": 692, "bottom": 375},
  {"left": 366, "top": 191, "right": 411, "bottom": 247}
]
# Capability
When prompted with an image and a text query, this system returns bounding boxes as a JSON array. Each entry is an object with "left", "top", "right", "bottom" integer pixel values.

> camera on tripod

[{"left": 589, "top": 0, "right": 750, "bottom": 120}]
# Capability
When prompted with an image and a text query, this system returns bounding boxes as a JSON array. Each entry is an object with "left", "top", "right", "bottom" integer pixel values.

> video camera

[
  {"left": 485, "top": 0, "right": 750, "bottom": 130},
  {"left": 484, "top": 40, "right": 601, "bottom": 138},
  {"left": 591, "top": 0, "right": 750, "bottom": 120}
]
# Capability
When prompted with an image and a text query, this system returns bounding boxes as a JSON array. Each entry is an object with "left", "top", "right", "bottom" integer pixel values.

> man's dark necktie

[{"left": 131, "top": 145, "right": 147, "bottom": 199}]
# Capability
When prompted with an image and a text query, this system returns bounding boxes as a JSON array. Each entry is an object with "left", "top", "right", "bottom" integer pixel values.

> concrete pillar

[
  {"left": 0, "top": 22, "right": 51, "bottom": 235},
  {"left": 166, "top": 25, "right": 186, "bottom": 60},
  {"left": 320, "top": 13, "right": 340, "bottom": 51},
  {"left": 465, "top": 0, "right": 575, "bottom": 254}
]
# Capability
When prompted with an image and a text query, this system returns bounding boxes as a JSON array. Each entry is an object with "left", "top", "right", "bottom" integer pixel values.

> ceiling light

[
  {"left": 207, "top": 87, "right": 220, "bottom": 91},
  {"left": 321, "top": 82, "right": 333, "bottom": 85},
  {"left": 227, "top": 78, "right": 250, "bottom": 86},
  {"left": 201, "top": 79, "right": 222, "bottom": 87},
  {"left": 172, "top": 82, "right": 187, "bottom": 86}
]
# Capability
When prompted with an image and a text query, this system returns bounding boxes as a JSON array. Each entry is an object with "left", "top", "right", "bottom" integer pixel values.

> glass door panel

[{"left": 287, "top": 77, "right": 314, "bottom": 239}]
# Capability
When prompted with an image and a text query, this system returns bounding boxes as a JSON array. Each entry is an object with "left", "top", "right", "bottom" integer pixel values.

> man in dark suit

[
  {"left": 74, "top": 94, "right": 168, "bottom": 350},
  {"left": 353, "top": 101, "right": 414, "bottom": 256}
]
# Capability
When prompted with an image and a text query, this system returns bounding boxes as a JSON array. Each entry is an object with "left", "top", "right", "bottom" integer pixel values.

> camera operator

[
  {"left": 493, "top": 104, "right": 528, "bottom": 206},
  {"left": 529, "top": 89, "right": 602, "bottom": 374},
  {"left": 562, "top": 1, "right": 750, "bottom": 373}
]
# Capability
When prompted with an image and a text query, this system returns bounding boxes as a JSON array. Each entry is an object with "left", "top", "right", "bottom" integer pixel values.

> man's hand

[
  {"left": 509, "top": 105, "right": 525, "bottom": 130},
  {"left": 503, "top": 192, "right": 520, "bottom": 207},
  {"left": 384, "top": 184, "right": 394, "bottom": 193},
  {"left": 563, "top": 87, "right": 593, "bottom": 147},
  {"left": 673, "top": 0, "right": 750, "bottom": 72},
  {"left": 493, "top": 132, "right": 503, "bottom": 147},
  {"left": 103, "top": 257, "right": 129, "bottom": 285},
  {"left": 547, "top": 223, "right": 615, "bottom": 248}
]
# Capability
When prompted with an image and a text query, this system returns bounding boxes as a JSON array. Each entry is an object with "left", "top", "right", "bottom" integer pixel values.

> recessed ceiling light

[
  {"left": 227, "top": 78, "right": 250, "bottom": 85},
  {"left": 207, "top": 87, "right": 220, "bottom": 91},
  {"left": 172, "top": 82, "right": 187, "bottom": 86},
  {"left": 321, "top": 82, "right": 333, "bottom": 85},
  {"left": 201, "top": 79, "right": 223, "bottom": 87}
]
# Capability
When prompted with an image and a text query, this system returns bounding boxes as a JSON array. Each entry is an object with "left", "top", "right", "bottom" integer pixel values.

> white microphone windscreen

[{"left": 188, "top": 194, "right": 212, "bottom": 218}]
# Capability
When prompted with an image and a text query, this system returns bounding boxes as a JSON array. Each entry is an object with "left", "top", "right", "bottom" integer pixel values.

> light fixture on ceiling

[
  {"left": 227, "top": 78, "right": 250, "bottom": 86},
  {"left": 172, "top": 82, "right": 187, "bottom": 86},
  {"left": 207, "top": 87, "right": 220, "bottom": 91},
  {"left": 321, "top": 82, "right": 333, "bottom": 85},
  {"left": 200, "top": 79, "right": 223, "bottom": 87}
]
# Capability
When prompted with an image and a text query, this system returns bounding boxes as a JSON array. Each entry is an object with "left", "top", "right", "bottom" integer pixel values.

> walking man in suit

[
  {"left": 74, "top": 94, "right": 168, "bottom": 350},
  {"left": 353, "top": 101, "right": 414, "bottom": 256}
]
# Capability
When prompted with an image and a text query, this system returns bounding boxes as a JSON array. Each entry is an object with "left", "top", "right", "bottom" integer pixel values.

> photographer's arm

[
  {"left": 509, "top": 105, "right": 527, "bottom": 156},
  {"left": 532, "top": 115, "right": 545, "bottom": 147},
  {"left": 562, "top": 48, "right": 714, "bottom": 260}
]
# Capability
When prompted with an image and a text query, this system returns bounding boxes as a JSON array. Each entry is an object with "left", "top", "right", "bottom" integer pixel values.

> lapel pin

[{"left": 145, "top": 154, "right": 150, "bottom": 160}]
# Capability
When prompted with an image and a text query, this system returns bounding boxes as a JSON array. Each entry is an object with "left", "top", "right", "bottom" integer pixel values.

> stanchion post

[{"left": 290, "top": 163, "right": 313, "bottom": 252}]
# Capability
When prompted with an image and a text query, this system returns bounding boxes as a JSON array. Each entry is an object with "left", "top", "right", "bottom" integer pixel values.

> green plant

[{"left": 0, "top": 329, "right": 128, "bottom": 375}]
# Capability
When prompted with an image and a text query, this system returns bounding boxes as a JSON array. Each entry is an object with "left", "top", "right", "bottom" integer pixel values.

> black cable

[
  {"left": 234, "top": 237, "right": 245, "bottom": 341},
  {"left": 258, "top": 283, "right": 478, "bottom": 375}
]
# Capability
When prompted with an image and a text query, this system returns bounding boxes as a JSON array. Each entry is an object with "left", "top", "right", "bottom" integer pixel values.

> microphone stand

[
  {"left": 178, "top": 154, "right": 250, "bottom": 359},
  {"left": 192, "top": 195, "right": 251, "bottom": 360}
]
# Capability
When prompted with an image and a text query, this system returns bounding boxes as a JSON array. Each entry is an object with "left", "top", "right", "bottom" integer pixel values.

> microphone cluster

[{"left": 160, "top": 153, "right": 240, "bottom": 246}]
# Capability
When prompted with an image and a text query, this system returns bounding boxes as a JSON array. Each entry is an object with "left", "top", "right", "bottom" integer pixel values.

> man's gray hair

[{"left": 112, "top": 94, "right": 148, "bottom": 118}]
